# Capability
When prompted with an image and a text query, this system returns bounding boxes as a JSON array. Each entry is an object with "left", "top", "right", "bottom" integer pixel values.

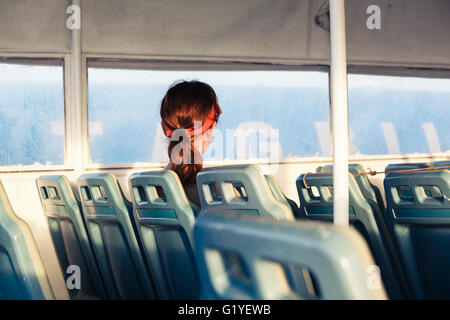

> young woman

[{"left": 160, "top": 80, "right": 221, "bottom": 206}]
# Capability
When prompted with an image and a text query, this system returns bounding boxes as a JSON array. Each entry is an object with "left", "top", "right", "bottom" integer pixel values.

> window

[
  {"left": 87, "top": 68, "right": 330, "bottom": 164},
  {"left": 0, "top": 61, "right": 65, "bottom": 166},
  {"left": 348, "top": 74, "right": 450, "bottom": 156}
]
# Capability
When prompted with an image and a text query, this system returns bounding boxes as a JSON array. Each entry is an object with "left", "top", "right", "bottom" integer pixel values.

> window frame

[{"left": 0, "top": 54, "right": 72, "bottom": 173}]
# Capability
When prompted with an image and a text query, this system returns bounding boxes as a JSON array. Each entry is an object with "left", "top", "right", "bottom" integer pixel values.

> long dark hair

[{"left": 160, "top": 80, "right": 221, "bottom": 184}]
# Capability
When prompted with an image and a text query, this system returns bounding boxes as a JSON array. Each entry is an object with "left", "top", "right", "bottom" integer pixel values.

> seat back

[
  {"left": 36, "top": 175, "right": 107, "bottom": 300},
  {"left": 385, "top": 162, "right": 431, "bottom": 173},
  {"left": 128, "top": 170, "right": 200, "bottom": 299},
  {"left": 317, "top": 164, "right": 384, "bottom": 211},
  {"left": 0, "top": 180, "right": 54, "bottom": 300},
  {"left": 296, "top": 172, "right": 406, "bottom": 299},
  {"left": 197, "top": 165, "right": 293, "bottom": 220},
  {"left": 194, "top": 209, "right": 387, "bottom": 300},
  {"left": 432, "top": 160, "right": 450, "bottom": 167},
  {"left": 77, "top": 173, "right": 157, "bottom": 300},
  {"left": 384, "top": 170, "right": 450, "bottom": 299},
  {"left": 264, "top": 175, "right": 299, "bottom": 218}
]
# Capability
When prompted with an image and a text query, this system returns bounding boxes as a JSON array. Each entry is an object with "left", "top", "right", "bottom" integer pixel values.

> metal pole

[
  {"left": 70, "top": 0, "right": 84, "bottom": 172},
  {"left": 329, "top": 0, "right": 349, "bottom": 226}
]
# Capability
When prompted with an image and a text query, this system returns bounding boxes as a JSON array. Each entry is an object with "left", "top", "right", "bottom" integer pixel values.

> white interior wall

[
  {"left": 80, "top": 0, "right": 450, "bottom": 67},
  {"left": 0, "top": 0, "right": 71, "bottom": 52},
  {"left": 2, "top": 0, "right": 450, "bottom": 67},
  {"left": 345, "top": 0, "right": 450, "bottom": 68},
  {"left": 82, "top": 0, "right": 312, "bottom": 62}
]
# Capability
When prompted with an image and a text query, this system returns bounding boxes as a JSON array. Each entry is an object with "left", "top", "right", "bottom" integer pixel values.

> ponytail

[
  {"left": 167, "top": 131, "right": 203, "bottom": 185},
  {"left": 160, "top": 80, "right": 220, "bottom": 185}
]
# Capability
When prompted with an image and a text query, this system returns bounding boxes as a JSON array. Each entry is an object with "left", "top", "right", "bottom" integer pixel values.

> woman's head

[{"left": 160, "top": 80, "right": 221, "bottom": 184}]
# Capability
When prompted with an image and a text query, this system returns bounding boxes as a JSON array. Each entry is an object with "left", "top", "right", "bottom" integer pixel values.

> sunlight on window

[
  {"left": 348, "top": 74, "right": 450, "bottom": 156},
  {"left": 0, "top": 62, "right": 64, "bottom": 166},
  {"left": 88, "top": 68, "right": 330, "bottom": 164}
]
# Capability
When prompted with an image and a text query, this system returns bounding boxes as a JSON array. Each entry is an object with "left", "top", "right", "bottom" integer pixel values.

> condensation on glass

[
  {"left": 87, "top": 68, "right": 330, "bottom": 164},
  {"left": 0, "top": 62, "right": 65, "bottom": 166},
  {"left": 348, "top": 74, "right": 450, "bottom": 156}
]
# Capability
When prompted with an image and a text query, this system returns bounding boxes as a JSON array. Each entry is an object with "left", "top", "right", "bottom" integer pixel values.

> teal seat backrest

[
  {"left": 36, "top": 175, "right": 106, "bottom": 300},
  {"left": 264, "top": 175, "right": 299, "bottom": 218},
  {"left": 317, "top": 164, "right": 385, "bottom": 212},
  {"left": 296, "top": 172, "right": 407, "bottom": 299},
  {"left": 384, "top": 170, "right": 450, "bottom": 299},
  {"left": 0, "top": 180, "right": 54, "bottom": 300},
  {"left": 128, "top": 170, "right": 200, "bottom": 299},
  {"left": 194, "top": 210, "right": 387, "bottom": 300},
  {"left": 385, "top": 162, "right": 431, "bottom": 173},
  {"left": 77, "top": 173, "right": 157, "bottom": 300},
  {"left": 197, "top": 165, "right": 294, "bottom": 220},
  {"left": 432, "top": 160, "right": 450, "bottom": 167}
]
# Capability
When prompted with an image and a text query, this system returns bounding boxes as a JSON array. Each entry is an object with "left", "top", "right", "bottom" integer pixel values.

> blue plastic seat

[
  {"left": 385, "top": 162, "right": 448, "bottom": 205},
  {"left": 128, "top": 170, "right": 200, "bottom": 299},
  {"left": 36, "top": 175, "right": 107, "bottom": 300},
  {"left": 264, "top": 175, "right": 299, "bottom": 218},
  {"left": 317, "top": 164, "right": 385, "bottom": 213},
  {"left": 194, "top": 209, "right": 387, "bottom": 299},
  {"left": 0, "top": 180, "right": 54, "bottom": 300},
  {"left": 384, "top": 170, "right": 450, "bottom": 299},
  {"left": 432, "top": 160, "right": 450, "bottom": 167},
  {"left": 385, "top": 162, "right": 431, "bottom": 173},
  {"left": 196, "top": 165, "right": 294, "bottom": 220},
  {"left": 296, "top": 172, "right": 408, "bottom": 299},
  {"left": 77, "top": 173, "right": 157, "bottom": 300}
]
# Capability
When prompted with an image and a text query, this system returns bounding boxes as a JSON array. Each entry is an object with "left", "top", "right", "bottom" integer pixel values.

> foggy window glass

[
  {"left": 348, "top": 74, "right": 450, "bottom": 156},
  {"left": 0, "top": 62, "right": 65, "bottom": 166},
  {"left": 87, "top": 68, "right": 330, "bottom": 164}
]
